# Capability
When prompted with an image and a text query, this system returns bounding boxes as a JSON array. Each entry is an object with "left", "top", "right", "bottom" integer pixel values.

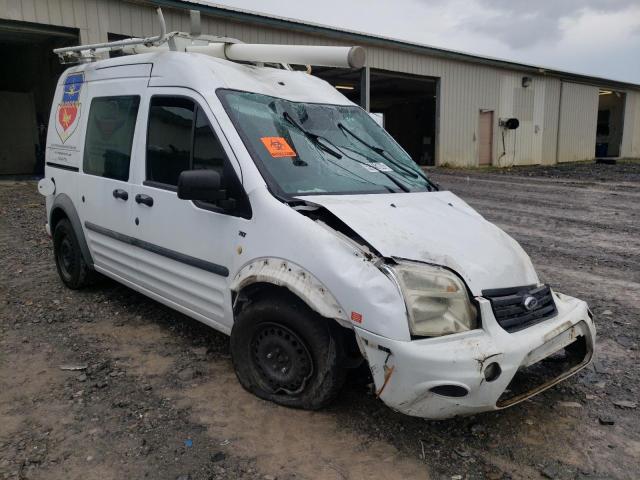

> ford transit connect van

[{"left": 39, "top": 24, "right": 595, "bottom": 419}]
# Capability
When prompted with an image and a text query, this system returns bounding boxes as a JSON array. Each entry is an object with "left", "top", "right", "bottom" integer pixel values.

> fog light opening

[
  {"left": 429, "top": 384, "right": 469, "bottom": 398},
  {"left": 484, "top": 362, "right": 502, "bottom": 382}
]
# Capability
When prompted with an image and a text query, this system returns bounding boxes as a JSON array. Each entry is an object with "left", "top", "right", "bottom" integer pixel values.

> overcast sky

[{"left": 209, "top": 0, "right": 640, "bottom": 83}]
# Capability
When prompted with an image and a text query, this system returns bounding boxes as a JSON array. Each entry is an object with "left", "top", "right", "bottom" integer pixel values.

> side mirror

[{"left": 177, "top": 170, "right": 225, "bottom": 202}]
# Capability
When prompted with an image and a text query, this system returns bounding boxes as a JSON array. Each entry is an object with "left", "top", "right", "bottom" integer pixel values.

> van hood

[{"left": 300, "top": 191, "right": 539, "bottom": 296}]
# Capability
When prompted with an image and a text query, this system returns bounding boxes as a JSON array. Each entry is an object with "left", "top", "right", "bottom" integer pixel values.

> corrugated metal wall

[
  {"left": 557, "top": 82, "right": 599, "bottom": 163},
  {"left": 1, "top": 0, "right": 638, "bottom": 165},
  {"left": 621, "top": 91, "right": 640, "bottom": 158}
]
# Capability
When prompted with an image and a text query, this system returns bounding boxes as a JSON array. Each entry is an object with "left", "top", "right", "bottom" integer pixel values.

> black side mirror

[{"left": 177, "top": 170, "right": 225, "bottom": 202}]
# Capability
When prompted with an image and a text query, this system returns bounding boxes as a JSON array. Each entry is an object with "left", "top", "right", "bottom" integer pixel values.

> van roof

[{"left": 64, "top": 51, "right": 353, "bottom": 105}]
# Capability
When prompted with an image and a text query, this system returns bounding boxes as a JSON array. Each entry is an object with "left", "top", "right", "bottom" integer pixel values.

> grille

[{"left": 483, "top": 284, "right": 557, "bottom": 332}]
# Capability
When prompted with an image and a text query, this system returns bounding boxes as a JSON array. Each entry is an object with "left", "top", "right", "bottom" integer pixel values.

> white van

[{"left": 39, "top": 23, "right": 595, "bottom": 419}]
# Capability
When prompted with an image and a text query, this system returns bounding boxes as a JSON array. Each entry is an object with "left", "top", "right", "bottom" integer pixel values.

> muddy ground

[{"left": 1, "top": 161, "right": 638, "bottom": 480}]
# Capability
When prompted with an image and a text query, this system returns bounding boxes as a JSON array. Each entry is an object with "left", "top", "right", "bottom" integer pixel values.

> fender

[
  {"left": 50, "top": 193, "right": 94, "bottom": 267},
  {"left": 231, "top": 257, "right": 349, "bottom": 324}
]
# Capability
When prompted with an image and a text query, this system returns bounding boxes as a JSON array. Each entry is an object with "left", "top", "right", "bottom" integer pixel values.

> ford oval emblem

[{"left": 523, "top": 295, "right": 539, "bottom": 311}]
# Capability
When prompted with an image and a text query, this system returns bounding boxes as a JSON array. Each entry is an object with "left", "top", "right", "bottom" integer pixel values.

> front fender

[{"left": 230, "top": 257, "right": 349, "bottom": 325}]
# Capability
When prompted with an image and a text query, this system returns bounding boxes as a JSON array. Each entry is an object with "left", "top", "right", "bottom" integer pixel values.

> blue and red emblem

[{"left": 55, "top": 72, "right": 84, "bottom": 143}]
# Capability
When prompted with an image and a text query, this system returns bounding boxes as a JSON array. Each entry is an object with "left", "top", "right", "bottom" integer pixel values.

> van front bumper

[{"left": 355, "top": 292, "right": 595, "bottom": 419}]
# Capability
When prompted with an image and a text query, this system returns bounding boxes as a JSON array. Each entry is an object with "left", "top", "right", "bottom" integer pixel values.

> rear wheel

[
  {"left": 53, "top": 218, "right": 93, "bottom": 289},
  {"left": 230, "top": 292, "right": 346, "bottom": 410}
]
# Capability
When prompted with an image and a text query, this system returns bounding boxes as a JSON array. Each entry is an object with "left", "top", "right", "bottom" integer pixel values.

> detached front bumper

[{"left": 355, "top": 292, "right": 595, "bottom": 419}]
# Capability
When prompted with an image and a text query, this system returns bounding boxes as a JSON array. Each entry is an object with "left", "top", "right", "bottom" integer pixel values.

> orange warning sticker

[
  {"left": 260, "top": 137, "right": 297, "bottom": 158},
  {"left": 351, "top": 311, "right": 363, "bottom": 324}
]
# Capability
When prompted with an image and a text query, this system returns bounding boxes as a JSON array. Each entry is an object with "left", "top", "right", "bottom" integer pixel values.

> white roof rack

[{"left": 53, "top": 8, "right": 365, "bottom": 69}]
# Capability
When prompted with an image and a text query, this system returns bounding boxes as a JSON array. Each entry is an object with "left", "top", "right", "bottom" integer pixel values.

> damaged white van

[{"left": 39, "top": 10, "right": 595, "bottom": 419}]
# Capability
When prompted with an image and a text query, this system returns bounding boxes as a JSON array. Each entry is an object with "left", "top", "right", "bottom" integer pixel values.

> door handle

[
  {"left": 112, "top": 189, "right": 128, "bottom": 201},
  {"left": 135, "top": 193, "right": 154, "bottom": 207}
]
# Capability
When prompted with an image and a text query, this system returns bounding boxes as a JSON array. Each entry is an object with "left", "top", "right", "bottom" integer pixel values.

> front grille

[{"left": 483, "top": 284, "right": 557, "bottom": 332}]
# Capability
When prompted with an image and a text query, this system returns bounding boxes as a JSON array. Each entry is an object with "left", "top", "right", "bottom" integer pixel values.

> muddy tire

[
  {"left": 53, "top": 218, "right": 94, "bottom": 290},
  {"left": 230, "top": 292, "right": 347, "bottom": 410}
]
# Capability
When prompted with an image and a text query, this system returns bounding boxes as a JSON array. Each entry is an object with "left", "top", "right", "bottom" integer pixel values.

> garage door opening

[
  {"left": 0, "top": 20, "right": 78, "bottom": 176},
  {"left": 596, "top": 90, "right": 626, "bottom": 158},
  {"left": 313, "top": 67, "right": 438, "bottom": 166}
]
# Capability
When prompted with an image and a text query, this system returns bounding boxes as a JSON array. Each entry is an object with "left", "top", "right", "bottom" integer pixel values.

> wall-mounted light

[
  {"left": 522, "top": 76, "right": 532, "bottom": 88},
  {"left": 335, "top": 85, "right": 355, "bottom": 90}
]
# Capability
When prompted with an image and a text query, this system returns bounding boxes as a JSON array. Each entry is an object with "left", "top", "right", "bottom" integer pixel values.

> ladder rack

[{"left": 52, "top": 8, "right": 365, "bottom": 69}]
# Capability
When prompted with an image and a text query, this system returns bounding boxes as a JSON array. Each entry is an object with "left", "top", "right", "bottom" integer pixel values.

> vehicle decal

[
  {"left": 360, "top": 162, "right": 393, "bottom": 173},
  {"left": 351, "top": 311, "right": 363, "bottom": 323},
  {"left": 260, "top": 136, "right": 296, "bottom": 158},
  {"left": 55, "top": 72, "right": 84, "bottom": 143}
]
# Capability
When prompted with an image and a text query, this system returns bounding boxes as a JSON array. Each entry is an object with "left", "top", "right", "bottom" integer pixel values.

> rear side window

[
  {"left": 83, "top": 96, "right": 140, "bottom": 181},
  {"left": 146, "top": 97, "right": 195, "bottom": 186}
]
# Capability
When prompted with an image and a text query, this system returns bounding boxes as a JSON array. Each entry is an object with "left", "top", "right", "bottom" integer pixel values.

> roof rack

[{"left": 53, "top": 8, "right": 365, "bottom": 69}]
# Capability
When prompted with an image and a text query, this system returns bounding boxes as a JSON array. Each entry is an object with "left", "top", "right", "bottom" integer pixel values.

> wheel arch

[
  {"left": 230, "top": 258, "right": 349, "bottom": 326},
  {"left": 50, "top": 193, "right": 93, "bottom": 267}
]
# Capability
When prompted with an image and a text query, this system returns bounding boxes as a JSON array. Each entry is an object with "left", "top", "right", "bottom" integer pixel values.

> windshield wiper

[
  {"left": 335, "top": 146, "right": 411, "bottom": 192},
  {"left": 337, "top": 122, "right": 436, "bottom": 190},
  {"left": 283, "top": 112, "right": 343, "bottom": 159},
  {"left": 284, "top": 112, "right": 408, "bottom": 193}
]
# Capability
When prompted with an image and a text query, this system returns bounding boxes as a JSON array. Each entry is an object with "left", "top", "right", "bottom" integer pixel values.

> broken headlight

[{"left": 384, "top": 261, "right": 478, "bottom": 337}]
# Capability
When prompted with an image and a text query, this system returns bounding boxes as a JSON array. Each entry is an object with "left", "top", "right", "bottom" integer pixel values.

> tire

[
  {"left": 230, "top": 292, "right": 347, "bottom": 410},
  {"left": 53, "top": 218, "right": 94, "bottom": 289}
]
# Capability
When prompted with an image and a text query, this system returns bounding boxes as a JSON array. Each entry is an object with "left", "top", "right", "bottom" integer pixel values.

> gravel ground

[{"left": 1, "top": 161, "right": 639, "bottom": 480}]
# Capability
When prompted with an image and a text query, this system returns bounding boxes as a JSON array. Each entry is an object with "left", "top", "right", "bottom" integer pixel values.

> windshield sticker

[
  {"left": 261, "top": 137, "right": 297, "bottom": 158},
  {"left": 360, "top": 162, "right": 393, "bottom": 173}
]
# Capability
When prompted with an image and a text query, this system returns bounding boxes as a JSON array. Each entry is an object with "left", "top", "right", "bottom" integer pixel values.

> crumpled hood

[{"left": 301, "top": 191, "right": 539, "bottom": 295}]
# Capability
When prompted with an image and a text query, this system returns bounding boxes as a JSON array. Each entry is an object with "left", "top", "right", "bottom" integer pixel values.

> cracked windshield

[{"left": 218, "top": 89, "right": 435, "bottom": 195}]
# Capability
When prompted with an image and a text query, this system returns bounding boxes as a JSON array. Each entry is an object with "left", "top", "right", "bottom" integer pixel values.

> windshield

[{"left": 218, "top": 89, "right": 435, "bottom": 196}]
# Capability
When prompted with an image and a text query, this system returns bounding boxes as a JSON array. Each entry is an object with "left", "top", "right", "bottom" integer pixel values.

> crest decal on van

[{"left": 55, "top": 72, "right": 84, "bottom": 143}]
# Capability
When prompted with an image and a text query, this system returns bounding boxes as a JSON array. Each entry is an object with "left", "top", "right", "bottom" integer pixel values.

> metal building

[{"left": 1, "top": 0, "right": 639, "bottom": 174}]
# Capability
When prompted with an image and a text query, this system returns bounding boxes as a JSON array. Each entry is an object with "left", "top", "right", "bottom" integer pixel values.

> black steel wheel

[
  {"left": 231, "top": 291, "right": 347, "bottom": 410},
  {"left": 251, "top": 322, "right": 313, "bottom": 395},
  {"left": 53, "top": 218, "right": 94, "bottom": 289}
]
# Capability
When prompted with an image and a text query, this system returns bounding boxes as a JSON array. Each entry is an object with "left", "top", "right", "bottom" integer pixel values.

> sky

[{"left": 207, "top": 0, "right": 640, "bottom": 84}]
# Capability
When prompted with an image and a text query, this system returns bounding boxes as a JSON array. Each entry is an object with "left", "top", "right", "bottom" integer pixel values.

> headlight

[{"left": 383, "top": 261, "right": 478, "bottom": 337}]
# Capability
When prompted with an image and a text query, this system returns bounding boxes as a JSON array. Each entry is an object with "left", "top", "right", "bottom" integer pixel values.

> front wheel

[{"left": 230, "top": 292, "right": 346, "bottom": 410}]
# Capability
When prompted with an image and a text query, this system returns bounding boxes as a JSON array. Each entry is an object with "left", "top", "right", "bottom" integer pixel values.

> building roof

[{"left": 156, "top": 0, "right": 640, "bottom": 91}]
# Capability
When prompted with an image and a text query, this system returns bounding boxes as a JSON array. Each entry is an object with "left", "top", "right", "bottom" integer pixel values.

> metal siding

[
  {"left": 3, "top": 0, "right": 23, "bottom": 20},
  {"left": 21, "top": 0, "right": 37, "bottom": 22},
  {"left": 542, "top": 78, "right": 561, "bottom": 165},
  {"left": 621, "top": 91, "right": 640, "bottom": 157},
  {"left": 34, "top": 0, "right": 50, "bottom": 24},
  {"left": 557, "top": 82, "right": 598, "bottom": 162},
  {"left": 72, "top": 0, "right": 87, "bottom": 28},
  {"left": 2, "top": 0, "right": 637, "bottom": 165}
]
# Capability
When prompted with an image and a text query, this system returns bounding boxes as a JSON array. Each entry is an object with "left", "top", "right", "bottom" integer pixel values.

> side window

[
  {"left": 146, "top": 97, "right": 195, "bottom": 186},
  {"left": 193, "top": 107, "right": 225, "bottom": 174},
  {"left": 145, "top": 96, "right": 251, "bottom": 218},
  {"left": 83, "top": 95, "right": 140, "bottom": 181}
]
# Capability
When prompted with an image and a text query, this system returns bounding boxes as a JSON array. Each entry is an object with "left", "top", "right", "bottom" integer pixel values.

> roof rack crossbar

[{"left": 53, "top": 7, "right": 167, "bottom": 61}]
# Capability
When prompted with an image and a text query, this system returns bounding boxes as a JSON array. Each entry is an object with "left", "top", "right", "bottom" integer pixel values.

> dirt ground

[{"left": 1, "top": 161, "right": 639, "bottom": 480}]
